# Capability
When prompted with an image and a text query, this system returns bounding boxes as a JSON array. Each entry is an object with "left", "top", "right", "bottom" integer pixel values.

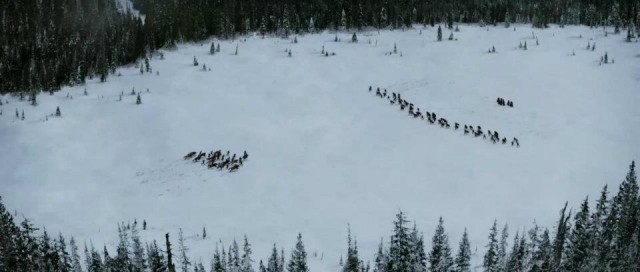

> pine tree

[
  {"left": 341, "top": 9, "right": 348, "bottom": 30},
  {"left": 149, "top": 241, "right": 167, "bottom": 272},
  {"left": 565, "top": 197, "right": 591, "bottom": 271},
  {"left": 551, "top": 202, "right": 571, "bottom": 269},
  {"left": 389, "top": 211, "right": 411, "bottom": 272},
  {"left": 505, "top": 232, "right": 526, "bottom": 272},
  {"left": 409, "top": 224, "right": 426, "bottom": 272},
  {"left": 343, "top": 225, "right": 361, "bottom": 272},
  {"left": 308, "top": 18, "right": 315, "bottom": 33},
  {"left": 103, "top": 245, "right": 112, "bottom": 270},
  {"left": 178, "top": 229, "right": 191, "bottom": 272},
  {"left": 611, "top": 161, "right": 639, "bottom": 269},
  {"left": 437, "top": 26, "right": 443, "bottom": 41},
  {"left": 267, "top": 244, "right": 280, "bottom": 272},
  {"left": 136, "top": 93, "right": 142, "bottom": 105},
  {"left": 55, "top": 107, "right": 61, "bottom": 117},
  {"left": 55, "top": 234, "right": 73, "bottom": 272},
  {"left": 588, "top": 185, "right": 609, "bottom": 270},
  {"left": 131, "top": 221, "right": 146, "bottom": 272},
  {"left": 90, "top": 244, "right": 104, "bottom": 272},
  {"left": 379, "top": 8, "right": 388, "bottom": 29},
  {"left": 212, "top": 244, "right": 226, "bottom": 272},
  {"left": 203, "top": 227, "right": 207, "bottom": 240},
  {"left": 30, "top": 91, "right": 37, "bottom": 106},
  {"left": 352, "top": 33, "right": 358, "bottom": 43},
  {"left": 287, "top": 233, "right": 308, "bottom": 272},
  {"left": 145, "top": 57, "right": 151, "bottom": 73},
  {"left": 194, "top": 57, "right": 199, "bottom": 66},
  {"left": 166, "top": 233, "right": 176, "bottom": 272},
  {"left": 484, "top": 221, "right": 499, "bottom": 272},
  {"left": 69, "top": 237, "right": 82, "bottom": 272},
  {"left": 428, "top": 217, "right": 453, "bottom": 272},
  {"left": 531, "top": 229, "right": 552, "bottom": 271},
  {"left": 523, "top": 224, "right": 539, "bottom": 271},
  {"left": 259, "top": 260, "right": 267, "bottom": 272},
  {"left": 229, "top": 239, "right": 240, "bottom": 272},
  {"left": 240, "top": 235, "right": 254, "bottom": 272},
  {"left": 373, "top": 239, "right": 387, "bottom": 272},
  {"left": 497, "top": 224, "right": 509, "bottom": 271},
  {"left": 454, "top": 229, "right": 471, "bottom": 272},
  {"left": 113, "top": 223, "right": 132, "bottom": 271},
  {"left": 211, "top": 42, "right": 216, "bottom": 55}
]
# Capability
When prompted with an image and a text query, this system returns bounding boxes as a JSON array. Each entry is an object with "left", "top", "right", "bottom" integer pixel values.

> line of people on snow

[
  {"left": 496, "top": 97, "right": 514, "bottom": 107},
  {"left": 369, "top": 86, "right": 520, "bottom": 147},
  {"left": 184, "top": 149, "right": 249, "bottom": 172}
]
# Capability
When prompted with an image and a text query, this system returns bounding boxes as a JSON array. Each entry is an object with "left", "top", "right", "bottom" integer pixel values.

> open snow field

[{"left": 1, "top": 24, "right": 639, "bottom": 270}]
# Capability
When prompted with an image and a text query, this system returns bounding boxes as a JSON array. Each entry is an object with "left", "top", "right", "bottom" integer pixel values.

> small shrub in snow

[{"left": 136, "top": 93, "right": 142, "bottom": 105}]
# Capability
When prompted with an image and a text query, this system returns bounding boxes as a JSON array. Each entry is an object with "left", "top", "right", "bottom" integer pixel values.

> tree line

[
  {"left": 0, "top": 161, "right": 638, "bottom": 271},
  {"left": 1, "top": 0, "right": 639, "bottom": 95}
]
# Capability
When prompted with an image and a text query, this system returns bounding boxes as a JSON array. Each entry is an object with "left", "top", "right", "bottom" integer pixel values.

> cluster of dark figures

[
  {"left": 369, "top": 86, "right": 520, "bottom": 147},
  {"left": 496, "top": 97, "right": 514, "bottom": 107},
  {"left": 184, "top": 150, "right": 249, "bottom": 172}
]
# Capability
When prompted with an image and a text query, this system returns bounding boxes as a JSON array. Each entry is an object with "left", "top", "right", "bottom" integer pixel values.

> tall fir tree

[
  {"left": 178, "top": 228, "right": 191, "bottom": 272},
  {"left": 483, "top": 221, "right": 500, "bottom": 272},
  {"left": 287, "top": 233, "right": 308, "bottom": 272},
  {"left": 389, "top": 211, "right": 411, "bottom": 272},
  {"left": 428, "top": 217, "right": 453, "bottom": 272},
  {"left": 454, "top": 229, "right": 471, "bottom": 272},
  {"left": 240, "top": 235, "right": 255, "bottom": 272},
  {"left": 343, "top": 225, "right": 361, "bottom": 272},
  {"left": 565, "top": 197, "right": 591, "bottom": 271}
]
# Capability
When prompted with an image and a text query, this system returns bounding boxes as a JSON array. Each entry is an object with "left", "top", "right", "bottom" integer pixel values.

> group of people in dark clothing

[
  {"left": 496, "top": 97, "right": 514, "bottom": 107},
  {"left": 369, "top": 86, "right": 520, "bottom": 147},
  {"left": 184, "top": 149, "right": 249, "bottom": 172}
]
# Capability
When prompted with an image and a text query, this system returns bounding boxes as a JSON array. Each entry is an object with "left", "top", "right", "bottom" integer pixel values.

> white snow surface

[{"left": 1, "top": 25, "right": 639, "bottom": 271}]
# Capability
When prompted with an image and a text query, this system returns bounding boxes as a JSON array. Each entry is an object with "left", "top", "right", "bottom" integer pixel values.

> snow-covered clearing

[{"left": 1, "top": 24, "right": 638, "bottom": 270}]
